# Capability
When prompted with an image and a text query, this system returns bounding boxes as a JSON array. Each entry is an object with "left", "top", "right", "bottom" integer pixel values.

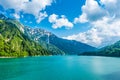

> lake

[{"left": 0, "top": 56, "right": 120, "bottom": 80}]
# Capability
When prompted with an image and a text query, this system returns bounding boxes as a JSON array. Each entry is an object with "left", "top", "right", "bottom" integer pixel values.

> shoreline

[
  {"left": 0, "top": 55, "right": 120, "bottom": 59},
  {"left": 0, "top": 55, "right": 52, "bottom": 58},
  {"left": 0, "top": 56, "right": 17, "bottom": 58}
]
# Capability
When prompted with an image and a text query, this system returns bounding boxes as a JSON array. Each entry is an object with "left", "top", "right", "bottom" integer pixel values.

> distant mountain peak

[
  {"left": 0, "top": 14, "right": 97, "bottom": 56},
  {"left": 25, "top": 26, "right": 52, "bottom": 38},
  {"left": 24, "top": 26, "right": 97, "bottom": 55}
]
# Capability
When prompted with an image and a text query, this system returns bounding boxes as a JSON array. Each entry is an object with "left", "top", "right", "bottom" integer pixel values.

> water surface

[{"left": 0, "top": 56, "right": 120, "bottom": 80}]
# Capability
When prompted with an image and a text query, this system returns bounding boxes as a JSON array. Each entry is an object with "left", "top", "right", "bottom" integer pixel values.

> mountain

[
  {"left": 24, "top": 27, "right": 97, "bottom": 55},
  {"left": 80, "top": 40, "right": 120, "bottom": 57},
  {"left": 0, "top": 15, "right": 50, "bottom": 57},
  {"left": 49, "top": 35, "right": 97, "bottom": 55},
  {"left": 24, "top": 27, "right": 65, "bottom": 55},
  {"left": 0, "top": 14, "right": 97, "bottom": 56}
]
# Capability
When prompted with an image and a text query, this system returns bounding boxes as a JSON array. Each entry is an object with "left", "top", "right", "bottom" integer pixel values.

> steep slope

[
  {"left": 81, "top": 40, "right": 120, "bottom": 57},
  {"left": 0, "top": 14, "right": 97, "bottom": 55},
  {"left": 25, "top": 27, "right": 97, "bottom": 55},
  {"left": 24, "top": 27, "right": 65, "bottom": 55},
  {"left": 98, "top": 40, "right": 120, "bottom": 56},
  {"left": 49, "top": 35, "right": 97, "bottom": 55},
  {"left": 0, "top": 19, "right": 50, "bottom": 57}
]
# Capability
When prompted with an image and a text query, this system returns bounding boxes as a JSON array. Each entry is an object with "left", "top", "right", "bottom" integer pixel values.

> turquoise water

[{"left": 0, "top": 56, "right": 120, "bottom": 80}]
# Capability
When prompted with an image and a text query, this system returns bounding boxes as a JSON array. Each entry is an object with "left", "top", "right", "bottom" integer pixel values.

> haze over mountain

[{"left": 81, "top": 40, "right": 120, "bottom": 57}]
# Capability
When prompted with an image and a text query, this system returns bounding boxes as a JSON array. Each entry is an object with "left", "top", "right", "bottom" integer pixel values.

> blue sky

[
  {"left": 0, "top": 0, "right": 87, "bottom": 37},
  {"left": 0, "top": 0, "right": 120, "bottom": 48}
]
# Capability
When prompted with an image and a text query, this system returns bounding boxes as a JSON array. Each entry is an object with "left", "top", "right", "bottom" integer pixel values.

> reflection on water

[
  {"left": 91, "top": 57, "right": 120, "bottom": 75},
  {"left": 0, "top": 56, "right": 120, "bottom": 80},
  {"left": 103, "top": 71, "right": 120, "bottom": 80},
  {"left": 89, "top": 57, "right": 104, "bottom": 74}
]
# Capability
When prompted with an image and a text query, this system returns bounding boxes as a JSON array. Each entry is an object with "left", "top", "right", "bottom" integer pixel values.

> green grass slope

[{"left": 0, "top": 20, "right": 50, "bottom": 57}]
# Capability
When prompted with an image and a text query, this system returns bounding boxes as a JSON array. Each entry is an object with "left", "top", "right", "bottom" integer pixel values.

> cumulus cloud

[
  {"left": 36, "top": 12, "right": 48, "bottom": 23},
  {"left": 74, "top": 0, "right": 106, "bottom": 23},
  {"left": 65, "top": 16, "right": 120, "bottom": 47},
  {"left": 74, "top": 13, "right": 88, "bottom": 23},
  {"left": 100, "top": 0, "right": 120, "bottom": 17},
  {"left": 13, "top": 13, "right": 20, "bottom": 19},
  {"left": 0, "top": 0, "right": 53, "bottom": 23},
  {"left": 49, "top": 14, "right": 73, "bottom": 29},
  {"left": 65, "top": 0, "right": 120, "bottom": 47}
]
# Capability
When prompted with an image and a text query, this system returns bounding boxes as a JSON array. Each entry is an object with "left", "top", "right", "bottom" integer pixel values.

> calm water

[{"left": 0, "top": 56, "right": 120, "bottom": 80}]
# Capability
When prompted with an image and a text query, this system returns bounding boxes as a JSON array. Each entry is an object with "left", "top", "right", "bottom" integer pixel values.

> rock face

[
  {"left": 0, "top": 14, "right": 97, "bottom": 57},
  {"left": 0, "top": 15, "right": 50, "bottom": 57},
  {"left": 24, "top": 27, "right": 97, "bottom": 55},
  {"left": 24, "top": 27, "right": 65, "bottom": 55}
]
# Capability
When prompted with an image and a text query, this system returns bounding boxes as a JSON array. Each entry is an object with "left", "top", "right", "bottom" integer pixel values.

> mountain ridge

[
  {"left": 80, "top": 40, "right": 120, "bottom": 57},
  {"left": 0, "top": 15, "right": 50, "bottom": 57},
  {"left": 24, "top": 26, "right": 97, "bottom": 55},
  {"left": 0, "top": 14, "right": 97, "bottom": 56}
]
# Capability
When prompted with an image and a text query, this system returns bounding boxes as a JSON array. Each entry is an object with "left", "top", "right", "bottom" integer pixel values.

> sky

[{"left": 0, "top": 0, "right": 120, "bottom": 48}]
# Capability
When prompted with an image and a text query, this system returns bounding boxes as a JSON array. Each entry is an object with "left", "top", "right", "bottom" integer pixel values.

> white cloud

[
  {"left": 49, "top": 14, "right": 73, "bottom": 29},
  {"left": 100, "top": 0, "right": 120, "bottom": 17},
  {"left": 74, "top": 13, "right": 88, "bottom": 23},
  {"left": 65, "top": 17, "right": 120, "bottom": 47},
  {"left": 74, "top": 0, "right": 106, "bottom": 23},
  {"left": 65, "top": 0, "right": 120, "bottom": 47},
  {"left": 36, "top": 12, "right": 48, "bottom": 23},
  {"left": 0, "top": 0, "right": 28, "bottom": 12},
  {"left": 0, "top": 0, "right": 53, "bottom": 23},
  {"left": 13, "top": 13, "right": 20, "bottom": 19}
]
